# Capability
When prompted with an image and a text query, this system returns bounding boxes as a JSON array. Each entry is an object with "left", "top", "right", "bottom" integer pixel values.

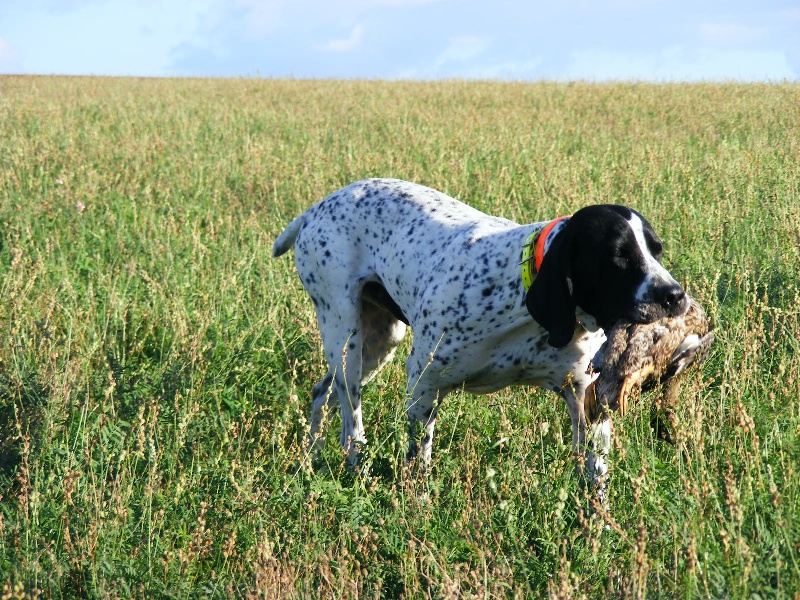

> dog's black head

[{"left": 525, "top": 204, "right": 688, "bottom": 348}]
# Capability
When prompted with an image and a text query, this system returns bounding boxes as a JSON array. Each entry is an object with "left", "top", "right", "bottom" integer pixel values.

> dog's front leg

[
  {"left": 404, "top": 381, "right": 443, "bottom": 467},
  {"left": 585, "top": 417, "right": 612, "bottom": 504},
  {"left": 564, "top": 383, "right": 610, "bottom": 504}
]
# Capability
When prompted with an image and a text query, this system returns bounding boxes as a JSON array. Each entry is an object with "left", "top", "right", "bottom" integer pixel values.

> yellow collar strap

[{"left": 520, "top": 216, "right": 571, "bottom": 291}]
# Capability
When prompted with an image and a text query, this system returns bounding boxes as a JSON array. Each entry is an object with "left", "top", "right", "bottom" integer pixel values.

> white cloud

[
  {"left": 396, "top": 57, "right": 547, "bottom": 81},
  {"left": 563, "top": 46, "right": 797, "bottom": 82},
  {"left": 699, "top": 22, "right": 765, "bottom": 46},
  {"left": 395, "top": 35, "right": 491, "bottom": 78},
  {"left": 464, "top": 58, "right": 545, "bottom": 80},
  {"left": 435, "top": 36, "right": 488, "bottom": 66},
  {"left": 371, "top": 0, "right": 441, "bottom": 5},
  {"left": 208, "top": 0, "right": 441, "bottom": 37},
  {"left": 320, "top": 24, "right": 364, "bottom": 52},
  {"left": 0, "top": 37, "right": 18, "bottom": 65},
  {"left": 779, "top": 8, "right": 800, "bottom": 22},
  {"left": 230, "top": 0, "right": 286, "bottom": 36}
]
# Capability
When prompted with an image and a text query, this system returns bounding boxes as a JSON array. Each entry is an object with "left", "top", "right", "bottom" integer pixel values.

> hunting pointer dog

[{"left": 273, "top": 179, "right": 688, "bottom": 490}]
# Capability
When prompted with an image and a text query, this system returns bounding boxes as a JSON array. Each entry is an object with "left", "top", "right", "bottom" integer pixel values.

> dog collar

[{"left": 520, "top": 216, "right": 570, "bottom": 291}]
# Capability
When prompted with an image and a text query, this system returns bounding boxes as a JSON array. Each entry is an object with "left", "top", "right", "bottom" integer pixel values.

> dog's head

[{"left": 525, "top": 204, "right": 688, "bottom": 348}]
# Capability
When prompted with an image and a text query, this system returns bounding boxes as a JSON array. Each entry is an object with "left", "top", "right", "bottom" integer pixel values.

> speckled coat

[{"left": 273, "top": 178, "right": 688, "bottom": 489}]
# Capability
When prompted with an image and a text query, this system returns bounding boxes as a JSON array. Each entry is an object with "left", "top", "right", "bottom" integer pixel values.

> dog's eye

[
  {"left": 612, "top": 248, "right": 631, "bottom": 269},
  {"left": 645, "top": 235, "right": 663, "bottom": 259}
]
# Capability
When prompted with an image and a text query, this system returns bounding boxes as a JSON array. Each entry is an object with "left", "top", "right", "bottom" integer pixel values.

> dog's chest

[{"left": 436, "top": 322, "right": 606, "bottom": 394}]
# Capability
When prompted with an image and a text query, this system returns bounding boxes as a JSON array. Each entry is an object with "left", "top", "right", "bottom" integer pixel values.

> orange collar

[{"left": 520, "top": 216, "right": 570, "bottom": 291}]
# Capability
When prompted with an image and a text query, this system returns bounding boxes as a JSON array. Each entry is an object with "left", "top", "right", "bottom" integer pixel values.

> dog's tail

[{"left": 272, "top": 214, "right": 306, "bottom": 257}]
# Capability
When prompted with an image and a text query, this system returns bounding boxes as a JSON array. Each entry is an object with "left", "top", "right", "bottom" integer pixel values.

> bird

[{"left": 585, "top": 296, "right": 714, "bottom": 442}]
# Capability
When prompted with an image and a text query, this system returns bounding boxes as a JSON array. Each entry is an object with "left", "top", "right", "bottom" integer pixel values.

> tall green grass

[{"left": 0, "top": 76, "right": 798, "bottom": 597}]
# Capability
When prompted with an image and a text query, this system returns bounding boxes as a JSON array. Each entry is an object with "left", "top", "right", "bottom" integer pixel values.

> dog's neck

[{"left": 520, "top": 216, "right": 571, "bottom": 291}]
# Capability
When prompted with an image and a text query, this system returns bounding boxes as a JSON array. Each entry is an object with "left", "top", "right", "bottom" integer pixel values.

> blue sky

[{"left": 1, "top": 0, "right": 797, "bottom": 81}]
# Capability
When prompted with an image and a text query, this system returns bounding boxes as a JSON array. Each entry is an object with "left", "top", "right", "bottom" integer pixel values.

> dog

[{"left": 273, "top": 179, "right": 688, "bottom": 490}]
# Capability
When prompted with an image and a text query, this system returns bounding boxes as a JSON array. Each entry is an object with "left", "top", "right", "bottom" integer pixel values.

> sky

[{"left": 0, "top": 0, "right": 798, "bottom": 81}]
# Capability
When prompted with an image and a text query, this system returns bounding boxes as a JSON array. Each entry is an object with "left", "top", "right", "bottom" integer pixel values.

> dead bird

[{"left": 585, "top": 296, "right": 714, "bottom": 441}]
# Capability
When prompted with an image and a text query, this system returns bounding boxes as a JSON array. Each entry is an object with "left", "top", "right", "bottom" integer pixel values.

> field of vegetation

[{"left": 0, "top": 75, "right": 798, "bottom": 598}]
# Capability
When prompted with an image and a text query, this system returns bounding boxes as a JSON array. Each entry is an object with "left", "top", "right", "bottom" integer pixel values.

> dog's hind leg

[
  {"left": 308, "top": 372, "right": 338, "bottom": 453},
  {"left": 311, "top": 303, "right": 369, "bottom": 465},
  {"left": 309, "top": 300, "right": 407, "bottom": 459}
]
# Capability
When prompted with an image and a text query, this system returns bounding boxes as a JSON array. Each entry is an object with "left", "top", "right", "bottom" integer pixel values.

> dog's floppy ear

[{"left": 525, "top": 231, "right": 577, "bottom": 348}]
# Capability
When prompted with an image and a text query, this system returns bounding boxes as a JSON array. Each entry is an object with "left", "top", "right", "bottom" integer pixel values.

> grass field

[{"left": 0, "top": 75, "right": 798, "bottom": 598}]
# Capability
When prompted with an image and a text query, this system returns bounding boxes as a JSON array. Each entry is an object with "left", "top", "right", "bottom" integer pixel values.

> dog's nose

[{"left": 659, "top": 283, "right": 686, "bottom": 312}]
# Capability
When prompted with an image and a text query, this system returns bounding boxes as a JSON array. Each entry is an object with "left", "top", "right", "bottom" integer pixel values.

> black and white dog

[{"left": 273, "top": 179, "right": 688, "bottom": 487}]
